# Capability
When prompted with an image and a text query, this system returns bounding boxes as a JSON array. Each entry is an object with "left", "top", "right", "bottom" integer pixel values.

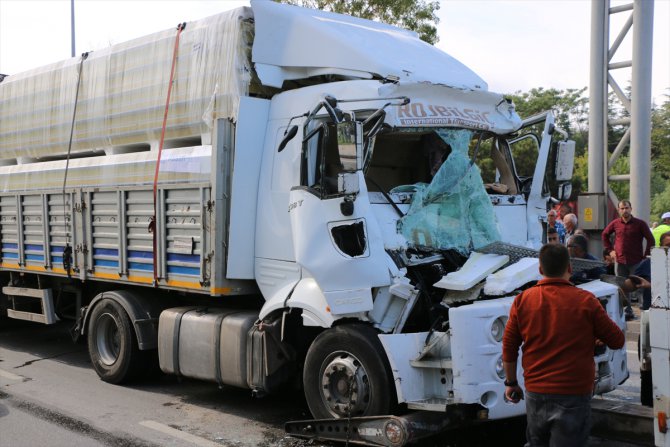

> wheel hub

[
  {"left": 320, "top": 352, "right": 370, "bottom": 417},
  {"left": 96, "top": 312, "right": 121, "bottom": 366}
]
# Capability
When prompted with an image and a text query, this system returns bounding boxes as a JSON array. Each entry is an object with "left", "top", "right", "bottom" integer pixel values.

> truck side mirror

[
  {"left": 278, "top": 125, "right": 299, "bottom": 152},
  {"left": 555, "top": 140, "right": 575, "bottom": 181}
]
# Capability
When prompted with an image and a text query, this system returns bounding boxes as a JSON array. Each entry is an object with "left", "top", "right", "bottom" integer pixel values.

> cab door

[{"left": 288, "top": 119, "right": 389, "bottom": 315}]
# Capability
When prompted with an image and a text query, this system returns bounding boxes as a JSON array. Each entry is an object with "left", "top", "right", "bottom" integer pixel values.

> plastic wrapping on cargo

[
  {"left": 0, "top": 7, "right": 252, "bottom": 160},
  {"left": 395, "top": 129, "right": 501, "bottom": 254},
  {"left": 0, "top": 146, "right": 212, "bottom": 193}
]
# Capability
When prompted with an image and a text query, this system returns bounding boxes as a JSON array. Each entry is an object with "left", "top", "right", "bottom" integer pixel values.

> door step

[{"left": 3, "top": 286, "right": 58, "bottom": 324}]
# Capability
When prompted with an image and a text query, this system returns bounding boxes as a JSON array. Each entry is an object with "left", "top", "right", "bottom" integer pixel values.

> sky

[{"left": 0, "top": 0, "right": 668, "bottom": 103}]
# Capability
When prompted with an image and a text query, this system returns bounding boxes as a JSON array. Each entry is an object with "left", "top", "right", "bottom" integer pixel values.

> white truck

[{"left": 0, "top": 1, "right": 627, "bottom": 444}]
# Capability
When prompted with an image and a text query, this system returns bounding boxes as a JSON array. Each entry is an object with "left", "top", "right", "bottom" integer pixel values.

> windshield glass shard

[{"left": 394, "top": 129, "right": 501, "bottom": 254}]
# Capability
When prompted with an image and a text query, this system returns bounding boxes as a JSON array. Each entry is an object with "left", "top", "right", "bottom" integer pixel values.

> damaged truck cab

[
  {"left": 257, "top": 75, "right": 626, "bottom": 421},
  {"left": 0, "top": 0, "right": 627, "bottom": 438}
]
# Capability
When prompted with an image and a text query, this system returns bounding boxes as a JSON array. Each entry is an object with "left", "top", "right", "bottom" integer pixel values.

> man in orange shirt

[{"left": 502, "top": 244, "right": 625, "bottom": 446}]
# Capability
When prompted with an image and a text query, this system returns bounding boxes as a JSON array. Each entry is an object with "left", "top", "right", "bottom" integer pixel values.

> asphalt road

[
  {"left": 0, "top": 317, "right": 316, "bottom": 447},
  {"left": 0, "top": 310, "right": 646, "bottom": 447}
]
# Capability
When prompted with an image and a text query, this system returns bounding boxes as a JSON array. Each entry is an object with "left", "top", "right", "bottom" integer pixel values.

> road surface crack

[{"left": 13, "top": 349, "right": 82, "bottom": 369}]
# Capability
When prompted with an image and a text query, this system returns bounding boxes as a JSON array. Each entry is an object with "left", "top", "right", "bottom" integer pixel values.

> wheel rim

[
  {"left": 319, "top": 351, "right": 371, "bottom": 417},
  {"left": 95, "top": 312, "right": 121, "bottom": 366}
]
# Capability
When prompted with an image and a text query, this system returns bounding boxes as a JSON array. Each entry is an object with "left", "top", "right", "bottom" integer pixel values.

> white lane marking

[
  {"left": 0, "top": 368, "right": 23, "bottom": 381},
  {"left": 139, "top": 420, "right": 222, "bottom": 447}
]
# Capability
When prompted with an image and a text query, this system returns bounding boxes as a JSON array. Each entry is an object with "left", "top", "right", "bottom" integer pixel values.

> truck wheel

[
  {"left": 87, "top": 298, "right": 145, "bottom": 384},
  {"left": 303, "top": 324, "right": 395, "bottom": 419}
]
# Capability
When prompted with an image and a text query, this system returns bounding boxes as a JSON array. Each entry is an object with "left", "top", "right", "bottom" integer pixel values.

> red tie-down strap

[{"left": 150, "top": 22, "right": 186, "bottom": 286}]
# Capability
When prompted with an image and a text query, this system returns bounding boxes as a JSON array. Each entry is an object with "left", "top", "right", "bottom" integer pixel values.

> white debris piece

[
  {"left": 484, "top": 257, "right": 542, "bottom": 296},
  {"left": 433, "top": 252, "right": 509, "bottom": 291},
  {"left": 390, "top": 276, "right": 418, "bottom": 300}
]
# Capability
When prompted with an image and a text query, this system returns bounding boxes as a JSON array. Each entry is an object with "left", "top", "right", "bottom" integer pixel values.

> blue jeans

[{"left": 524, "top": 391, "right": 592, "bottom": 447}]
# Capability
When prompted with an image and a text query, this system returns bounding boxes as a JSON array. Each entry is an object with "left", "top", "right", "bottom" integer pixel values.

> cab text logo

[{"left": 397, "top": 103, "right": 493, "bottom": 129}]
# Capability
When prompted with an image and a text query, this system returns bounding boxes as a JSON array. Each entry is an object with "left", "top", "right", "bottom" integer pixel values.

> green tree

[
  {"left": 507, "top": 87, "right": 589, "bottom": 142},
  {"left": 507, "top": 87, "right": 589, "bottom": 199},
  {"left": 572, "top": 152, "right": 589, "bottom": 199},
  {"left": 276, "top": 0, "right": 440, "bottom": 44},
  {"left": 652, "top": 185, "right": 670, "bottom": 222},
  {"left": 650, "top": 94, "right": 670, "bottom": 221},
  {"left": 509, "top": 86, "right": 670, "bottom": 218},
  {"left": 651, "top": 94, "right": 670, "bottom": 177}
]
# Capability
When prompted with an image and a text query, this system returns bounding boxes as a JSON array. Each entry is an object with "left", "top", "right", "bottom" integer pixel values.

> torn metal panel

[
  {"left": 433, "top": 252, "right": 508, "bottom": 291},
  {"left": 484, "top": 257, "right": 542, "bottom": 296},
  {"left": 477, "top": 241, "right": 607, "bottom": 277},
  {"left": 395, "top": 129, "right": 501, "bottom": 254},
  {"left": 381, "top": 82, "right": 522, "bottom": 135},
  {"left": 379, "top": 331, "right": 453, "bottom": 405},
  {"left": 442, "top": 283, "right": 484, "bottom": 306},
  {"left": 369, "top": 276, "right": 419, "bottom": 333}
]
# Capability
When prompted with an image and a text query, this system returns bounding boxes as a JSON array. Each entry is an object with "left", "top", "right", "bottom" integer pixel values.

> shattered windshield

[{"left": 365, "top": 128, "right": 503, "bottom": 254}]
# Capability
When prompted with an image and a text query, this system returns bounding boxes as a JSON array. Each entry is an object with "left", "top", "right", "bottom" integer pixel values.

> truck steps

[{"left": 3, "top": 286, "right": 58, "bottom": 324}]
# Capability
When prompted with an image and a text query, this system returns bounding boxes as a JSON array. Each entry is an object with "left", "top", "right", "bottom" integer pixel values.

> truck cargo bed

[{"left": 0, "top": 144, "right": 254, "bottom": 296}]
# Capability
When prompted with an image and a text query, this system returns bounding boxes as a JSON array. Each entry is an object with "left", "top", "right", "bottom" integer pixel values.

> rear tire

[
  {"left": 87, "top": 298, "right": 149, "bottom": 383},
  {"left": 303, "top": 324, "right": 395, "bottom": 419}
]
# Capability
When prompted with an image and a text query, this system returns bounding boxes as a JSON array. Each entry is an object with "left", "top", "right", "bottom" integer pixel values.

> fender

[
  {"left": 81, "top": 290, "right": 171, "bottom": 350},
  {"left": 260, "top": 277, "right": 336, "bottom": 328}
]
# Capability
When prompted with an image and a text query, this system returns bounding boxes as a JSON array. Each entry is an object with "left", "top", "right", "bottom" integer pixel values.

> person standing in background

[
  {"left": 567, "top": 235, "right": 606, "bottom": 283},
  {"left": 563, "top": 213, "right": 578, "bottom": 242},
  {"left": 602, "top": 200, "right": 654, "bottom": 279},
  {"left": 652, "top": 212, "right": 670, "bottom": 246},
  {"left": 547, "top": 209, "right": 566, "bottom": 244}
]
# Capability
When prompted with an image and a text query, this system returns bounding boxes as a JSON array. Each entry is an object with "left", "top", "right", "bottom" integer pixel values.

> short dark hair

[
  {"left": 560, "top": 204, "right": 573, "bottom": 214},
  {"left": 661, "top": 231, "right": 670, "bottom": 245},
  {"left": 547, "top": 227, "right": 558, "bottom": 235},
  {"left": 618, "top": 199, "right": 632, "bottom": 208},
  {"left": 569, "top": 234, "right": 589, "bottom": 253},
  {"left": 539, "top": 244, "right": 570, "bottom": 278}
]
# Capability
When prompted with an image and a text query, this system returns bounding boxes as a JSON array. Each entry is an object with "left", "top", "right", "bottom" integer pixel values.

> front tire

[
  {"left": 303, "top": 324, "right": 396, "bottom": 419},
  {"left": 87, "top": 298, "right": 147, "bottom": 383}
]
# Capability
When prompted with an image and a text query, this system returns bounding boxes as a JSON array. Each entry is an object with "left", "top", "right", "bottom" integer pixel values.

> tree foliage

[
  {"left": 650, "top": 95, "right": 670, "bottom": 220},
  {"left": 508, "top": 87, "right": 589, "bottom": 142},
  {"left": 276, "top": 0, "right": 440, "bottom": 44},
  {"left": 509, "top": 87, "right": 670, "bottom": 221}
]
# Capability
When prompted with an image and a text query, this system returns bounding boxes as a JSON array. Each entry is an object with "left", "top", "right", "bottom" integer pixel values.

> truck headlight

[
  {"left": 490, "top": 316, "right": 507, "bottom": 342},
  {"left": 495, "top": 355, "right": 505, "bottom": 379}
]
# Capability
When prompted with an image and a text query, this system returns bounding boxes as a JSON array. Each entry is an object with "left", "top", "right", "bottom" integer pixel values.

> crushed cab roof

[{"left": 251, "top": 0, "right": 487, "bottom": 91}]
